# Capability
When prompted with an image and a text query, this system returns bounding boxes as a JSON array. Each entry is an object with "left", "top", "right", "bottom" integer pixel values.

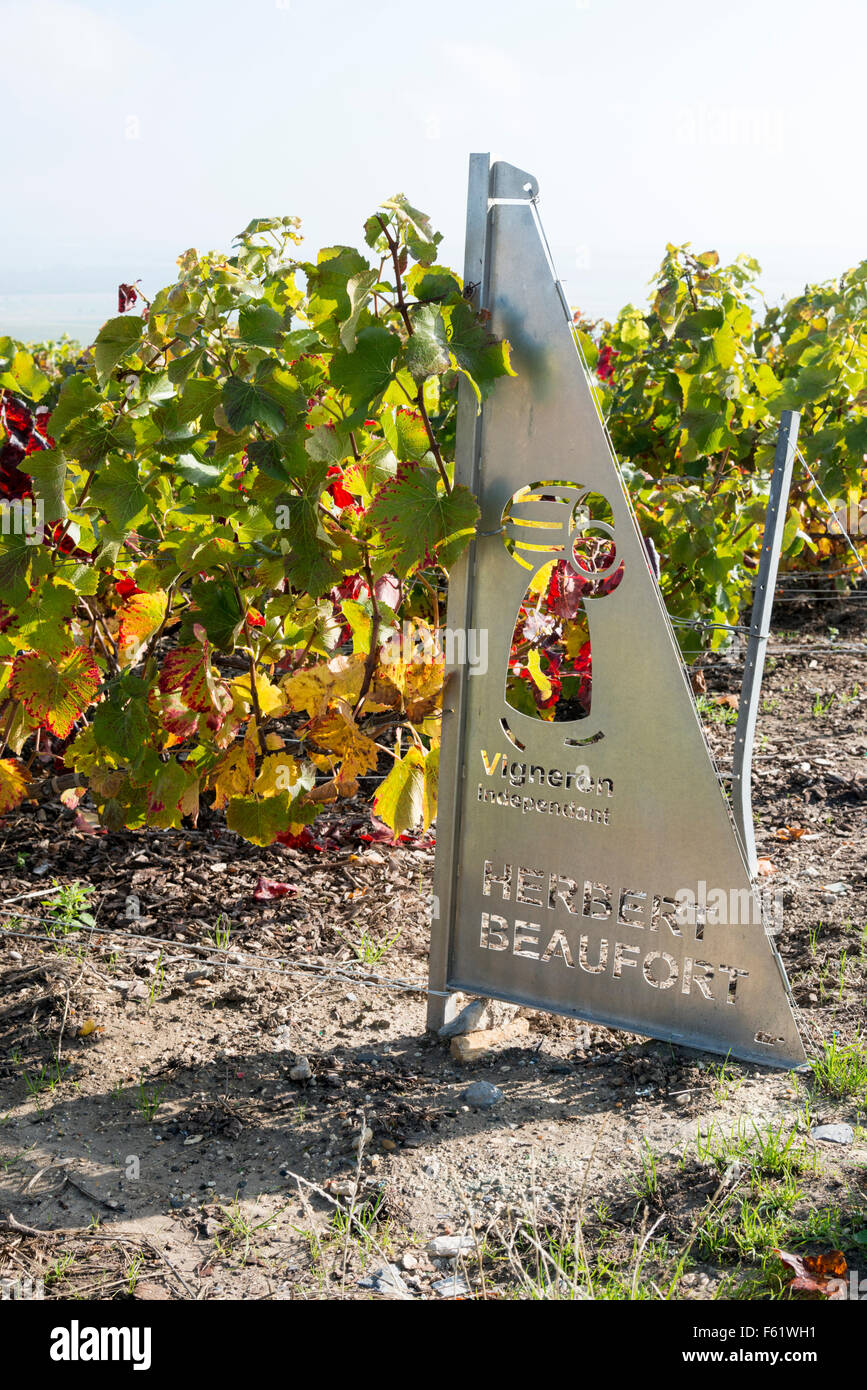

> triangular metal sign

[{"left": 429, "top": 156, "right": 806, "bottom": 1068}]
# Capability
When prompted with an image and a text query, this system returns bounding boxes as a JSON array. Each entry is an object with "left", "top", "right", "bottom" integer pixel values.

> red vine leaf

[{"left": 10, "top": 646, "right": 100, "bottom": 738}]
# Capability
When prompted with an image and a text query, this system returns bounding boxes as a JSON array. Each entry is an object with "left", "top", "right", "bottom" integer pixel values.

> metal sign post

[
  {"left": 428, "top": 156, "right": 806, "bottom": 1068},
  {"left": 731, "top": 412, "right": 801, "bottom": 875}
]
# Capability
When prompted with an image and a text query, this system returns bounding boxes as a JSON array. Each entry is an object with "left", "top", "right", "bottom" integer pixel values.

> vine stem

[
  {"left": 247, "top": 651, "right": 267, "bottom": 756},
  {"left": 415, "top": 387, "right": 452, "bottom": 494},
  {"left": 415, "top": 571, "right": 439, "bottom": 630},
  {"left": 0, "top": 699, "right": 21, "bottom": 758},
  {"left": 376, "top": 216, "right": 412, "bottom": 335},
  {"left": 353, "top": 552, "right": 381, "bottom": 717},
  {"left": 376, "top": 211, "right": 451, "bottom": 493}
]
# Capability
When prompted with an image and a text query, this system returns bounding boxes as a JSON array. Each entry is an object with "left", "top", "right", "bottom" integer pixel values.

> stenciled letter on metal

[{"left": 428, "top": 156, "right": 805, "bottom": 1068}]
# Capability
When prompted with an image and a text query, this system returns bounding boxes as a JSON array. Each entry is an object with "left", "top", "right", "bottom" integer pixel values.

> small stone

[
  {"left": 381, "top": 1138, "right": 396, "bottom": 1152},
  {"left": 352, "top": 1126, "right": 374, "bottom": 1151},
  {"left": 427, "top": 1234, "right": 473, "bottom": 1258},
  {"left": 272, "top": 1025, "right": 293, "bottom": 1052},
  {"left": 327, "top": 1178, "right": 357, "bottom": 1197},
  {"left": 810, "top": 1123, "right": 854, "bottom": 1145},
  {"left": 459, "top": 1080, "right": 503, "bottom": 1110},
  {"left": 400, "top": 1252, "right": 418, "bottom": 1271},
  {"left": 424, "top": 1159, "right": 440, "bottom": 1178},
  {"left": 131, "top": 1281, "right": 171, "bottom": 1300},
  {"left": 356, "top": 1263, "right": 411, "bottom": 1298},
  {"left": 672, "top": 1092, "right": 691, "bottom": 1108},
  {"left": 183, "top": 1135, "right": 203, "bottom": 1146},
  {"left": 438, "top": 999, "right": 488, "bottom": 1039},
  {"left": 450, "top": 1018, "right": 530, "bottom": 1064},
  {"left": 289, "top": 1057, "right": 312, "bottom": 1082},
  {"left": 431, "top": 1274, "right": 470, "bottom": 1297}
]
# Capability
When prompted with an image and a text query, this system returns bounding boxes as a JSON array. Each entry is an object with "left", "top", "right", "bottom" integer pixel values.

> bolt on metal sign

[{"left": 428, "top": 156, "right": 805, "bottom": 1069}]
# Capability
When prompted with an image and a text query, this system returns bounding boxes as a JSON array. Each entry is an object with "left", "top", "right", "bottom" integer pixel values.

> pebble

[
  {"left": 400, "top": 1252, "right": 418, "bottom": 1271},
  {"left": 810, "top": 1123, "right": 854, "bottom": 1145},
  {"left": 356, "top": 1263, "right": 411, "bottom": 1298},
  {"left": 289, "top": 1057, "right": 312, "bottom": 1082},
  {"left": 431, "top": 1274, "right": 470, "bottom": 1297},
  {"left": 460, "top": 1081, "right": 503, "bottom": 1110},
  {"left": 352, "top": 1126, "right": 374, "bottom": 1151},
  {"left": 427, "top": 1234, "right": 473, "bottom": 1259},
  {"left": 438, "top": 999, "right": 488, "bottom": 1039}
]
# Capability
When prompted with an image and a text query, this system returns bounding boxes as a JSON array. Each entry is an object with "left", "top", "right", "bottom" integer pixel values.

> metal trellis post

[{"left": 731, "top": 410, "right": 801, "bottom": 875}]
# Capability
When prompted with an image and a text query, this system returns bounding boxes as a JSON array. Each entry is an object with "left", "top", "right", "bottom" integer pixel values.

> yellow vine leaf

[
  {"left": 208, "top": 742, "right": 256, "bottom": 810},
  {"left": 526, "top": 647, "right": 552, "bottom": 700},
  {"left": 253, "top": 752, "right": 312, "bottom": 799},
  {"left": 373, "top": 746, "right": 425, "bottom": 835},
  {"left": 281, "top": 653, "right": 366, "bottom": 719},
  {"left": 230, "top": 673, "right": 287, "bottom": 720},
  {"left": 307, "top": 699, "right": 379, "bottom": 780},
  {"left": 0, "top": 758, "right": 31, "bottom": 814}
]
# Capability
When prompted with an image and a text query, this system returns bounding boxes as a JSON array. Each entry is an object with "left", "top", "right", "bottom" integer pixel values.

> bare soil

[{"left": 0, "top": 589, "right": 865, "bottom": 1301}]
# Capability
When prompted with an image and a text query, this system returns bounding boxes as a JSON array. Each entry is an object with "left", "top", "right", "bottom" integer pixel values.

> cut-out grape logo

[{"left": 500, "top": 481, "right": 623, "bottom": 747}]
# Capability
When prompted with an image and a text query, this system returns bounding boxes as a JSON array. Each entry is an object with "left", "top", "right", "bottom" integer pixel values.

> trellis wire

[
  {"left": 795, "top": 446, "right": 867, "bottom": 580},
  {"left": 0, "top": 918, "right": 451, "bottom": 999}
]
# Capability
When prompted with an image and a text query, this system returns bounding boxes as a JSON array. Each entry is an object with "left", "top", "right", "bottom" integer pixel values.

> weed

[
  {"left": 811, "top": 692, "right": 836, "bottom": 718},
  {"left": 340, "top": 923, "right": 402, "bottom": 965},
  {"left": 136, "top": 1079, "right": 164, "bottom": 1122},
  {"left": 328, "top": 1190, "right": 393, "bottom": 1267},
  {"left": 212, "top": 913, "right": 231, "bottom": 951},
  {"left": 214, "top": 1195, "right": 283, "bottom": 1266},
  {"left": 807, "top": 921, "right": 823, "bottom": 957},
  {"left": 125, "top": 1253, "right": 143, "bottom": 1293},
  {"left": 147, "top": 951, "right": 165, "bottom": 1007},
  {"left": 45, "top": 1252, "right": 77, "bottom": 1287},
  {"left": 23, "top": 1058, "right": 70, "bottom": 1098},
  {"left": 706, "top": 1055, "right": 743, "bottom": 1103},
  {"left": 696, "top": 695, "right": 738, "bottom": 726},
  {"left": 811, "top": 1034, "right": 867, "bottom": 1103},
  {"left": 627, "top": 1139, "right": 660, "bottom": 1205},
  {"left": 42, "top": 880, "right": 95, "bottom": 938}
]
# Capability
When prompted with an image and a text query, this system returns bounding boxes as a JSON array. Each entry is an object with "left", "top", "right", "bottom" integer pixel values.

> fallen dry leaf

[
  {"left": 253, "top": 875, "right": 298, "bottom": 901},
  {"left": 756, "top": 857, "right": 776, "bottom": 877},
  {"left": 774, "top": 824, "right": 806, "bottom": 841},
  {"left": 713, "top": 693, "right": 740, "bottom": 710},
  {"left": 691, "top": 669, "right": 707, "bottom": 695},
  {"left": 775, "top": 1248, "right": 847, "bottom": 1299}
]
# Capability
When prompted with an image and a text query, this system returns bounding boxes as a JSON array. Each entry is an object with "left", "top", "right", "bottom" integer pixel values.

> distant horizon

[
  {"left": 3, "top": 231, "right": 863, "bottom": 347},
  {"left": 3, "top": 0, "right": 865, "bottom": 349}
]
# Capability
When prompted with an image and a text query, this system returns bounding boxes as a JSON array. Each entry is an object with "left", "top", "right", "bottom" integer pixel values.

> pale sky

[{"left": 3, "top": 0, "right": 865, "bottom": 341}]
